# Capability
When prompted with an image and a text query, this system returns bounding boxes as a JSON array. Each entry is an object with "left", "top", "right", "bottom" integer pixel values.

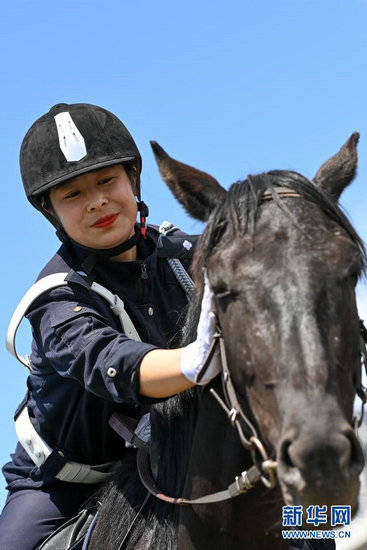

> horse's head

[{"left": 152, "top": 135, "right": 366, "bottom": 513}]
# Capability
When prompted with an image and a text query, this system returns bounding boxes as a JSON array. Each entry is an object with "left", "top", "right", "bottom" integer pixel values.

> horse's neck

[
  {"left": 184, "top": 382, "right": 250, "bottom": 494},
  {"left": 178, "top": 381, "right": 286, "bottom": 549}
]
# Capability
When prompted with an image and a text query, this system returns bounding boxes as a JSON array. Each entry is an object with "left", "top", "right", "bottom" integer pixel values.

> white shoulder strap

[{"left": 6, "top": 272, "right": 141, "bottom": 371}]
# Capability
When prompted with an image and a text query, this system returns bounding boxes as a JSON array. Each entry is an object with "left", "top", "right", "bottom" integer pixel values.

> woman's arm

[
  {"left": 139, "top": 348, "right": 193, "bottom": 398},
  {"left": 28, "top": 277, "right": 218, "bottom": 404}
]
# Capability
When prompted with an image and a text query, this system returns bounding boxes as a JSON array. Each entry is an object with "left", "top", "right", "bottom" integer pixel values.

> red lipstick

[{"left": 92, "top": 214, "right": 118, "bottom": 228}]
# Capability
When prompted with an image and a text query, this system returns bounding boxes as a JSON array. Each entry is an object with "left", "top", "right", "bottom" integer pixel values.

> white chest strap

[
  {"left": 15, "top": 404, "right": 119, "bottom": 483},
  {"left": 7, "top": 272, "right": 141, "bottom": 484},
  {"left": 6, "top": 272, "right": 141, "bottom": 371}
]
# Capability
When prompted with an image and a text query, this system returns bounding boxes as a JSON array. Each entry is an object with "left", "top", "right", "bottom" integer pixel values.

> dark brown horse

[{"left": 90, "top": 134, "right": 366, "bottom": 549}]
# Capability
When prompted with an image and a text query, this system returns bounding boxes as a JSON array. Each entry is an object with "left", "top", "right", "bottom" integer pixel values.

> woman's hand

[
  {"left": 139, "top": 274, "right": 220, "bottom": 398},
  {"left": 180, "top": 274, "right": 220, "bottom": 385}
]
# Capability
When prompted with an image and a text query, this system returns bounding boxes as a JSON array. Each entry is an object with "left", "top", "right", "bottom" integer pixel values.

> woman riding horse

[{"left": 0, "top": 103, "right": 220, "bottom": 549}]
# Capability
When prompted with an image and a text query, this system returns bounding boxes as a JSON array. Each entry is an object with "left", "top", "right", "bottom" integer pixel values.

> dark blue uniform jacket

[{"left": 3, "top": 225, "right": 198, "bottom": 491}]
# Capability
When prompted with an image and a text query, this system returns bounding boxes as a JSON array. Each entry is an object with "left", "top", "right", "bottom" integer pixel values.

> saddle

[
  {"left": 36, "top": 507, "right": 96, "bottom": 550},
  {"left": 36, "top": 413, "right": 152, "bottom": 550}
]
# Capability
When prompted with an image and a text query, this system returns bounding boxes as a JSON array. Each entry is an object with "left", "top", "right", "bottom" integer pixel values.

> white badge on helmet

[{"left": 54, "top": 111, "right": 87, "bottom": 162}]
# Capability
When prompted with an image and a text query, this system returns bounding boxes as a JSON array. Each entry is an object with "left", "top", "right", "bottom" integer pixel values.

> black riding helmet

[{"left": 20, "top": 103, "right": 149, "bottom": 262}]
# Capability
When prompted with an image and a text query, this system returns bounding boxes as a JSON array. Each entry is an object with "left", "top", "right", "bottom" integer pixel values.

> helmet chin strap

[
  {"left": 56, "top": 227, "right": 140, "bottom": 275},
  {"left": 138, "top": 201, "right": 149, "bottom": 239},
  {"left": 51, "top": 199, "right": 149, "bottom": 274},
  {"left": 56, "top": 227, "right": 138, "bottom": 255}
]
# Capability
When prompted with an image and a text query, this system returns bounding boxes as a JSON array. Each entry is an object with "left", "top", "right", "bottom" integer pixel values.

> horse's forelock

[{"left": 193, "top": 169, "right": 366, "bottom": 280}]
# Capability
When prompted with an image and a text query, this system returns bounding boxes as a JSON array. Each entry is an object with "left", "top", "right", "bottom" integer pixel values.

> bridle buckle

[
  {"left": 228, "top": 408, "right": 239, "bottom": 425},
  {"left": 250, "top": 436, "right": 277, "bottom": 489}
]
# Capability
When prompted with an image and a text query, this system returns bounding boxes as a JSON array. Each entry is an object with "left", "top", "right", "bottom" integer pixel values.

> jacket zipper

[
  {"left": 136, "top": 263, "right": 149, "bottom": 303},
  {"left": 141, "top": 263, "right": 148, "bottom": 280}
]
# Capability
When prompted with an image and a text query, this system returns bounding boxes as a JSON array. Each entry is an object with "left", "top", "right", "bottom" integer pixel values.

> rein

[
  {"left": 136, "top": 187, "right": 367, "bottom": 506},
  {"left": 136, "top": 326, "right": 277, "bottom": 507}
]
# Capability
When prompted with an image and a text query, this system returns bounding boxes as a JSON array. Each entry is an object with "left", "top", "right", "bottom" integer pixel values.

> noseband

[{"left": 137, "top": 187, "right": 367, "bottom": 506}]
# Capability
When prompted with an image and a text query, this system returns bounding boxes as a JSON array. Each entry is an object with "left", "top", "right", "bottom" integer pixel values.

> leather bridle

[
  {"left": 198, "top": 326, "right": 277, "bottom": 490},
  {"left": 136, "top": 187, "right": 367, "bottom": 505}
]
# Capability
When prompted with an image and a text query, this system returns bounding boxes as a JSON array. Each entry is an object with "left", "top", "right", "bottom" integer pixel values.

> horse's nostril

[
  {"left": 280, "top": 438, "right": 294, "bottom": 468},
  {"left": 279, "top": 426, "right": 365, "bottom": 483},
  {"left": 344, "top": 428, "right": 365, "bottom": 477}
]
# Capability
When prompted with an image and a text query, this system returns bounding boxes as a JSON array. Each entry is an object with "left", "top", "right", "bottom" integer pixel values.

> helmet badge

[{"left": 54, "top": 111, "right": 87, "bottom": 162}]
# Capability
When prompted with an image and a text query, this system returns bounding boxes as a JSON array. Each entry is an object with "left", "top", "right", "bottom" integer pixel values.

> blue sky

[{"left": 1, "top": 0, "right": 367, "bottom": 509}]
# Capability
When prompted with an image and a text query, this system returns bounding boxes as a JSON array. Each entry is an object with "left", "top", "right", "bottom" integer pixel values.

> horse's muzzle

[{"left": 276, "top": 422, "right": 365, "bottom": 509}]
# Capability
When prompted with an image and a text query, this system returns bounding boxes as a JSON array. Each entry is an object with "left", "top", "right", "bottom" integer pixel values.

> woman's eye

[
  {"left": 99, "top": 177, "right": 113, "bottom": 185},
  {"left": 64, "top": 190, "right": 80, "bottom": 199}
]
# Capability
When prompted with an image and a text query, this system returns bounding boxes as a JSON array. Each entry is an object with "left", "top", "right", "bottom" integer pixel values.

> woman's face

[{"left": 49, "top": 164, "right": 138, "bottom": 250}]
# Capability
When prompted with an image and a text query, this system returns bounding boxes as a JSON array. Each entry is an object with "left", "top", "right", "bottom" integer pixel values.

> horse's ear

[
  {"left": 150, "top": 141, "right": 226, "bottom": 221},
  {"left": 313, "top": 133, "right": 359, "bottom": 201}
]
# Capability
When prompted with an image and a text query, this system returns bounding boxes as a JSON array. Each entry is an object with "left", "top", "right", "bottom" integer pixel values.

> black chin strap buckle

[{"left": 138, "top": 201, "right": 149, "bottom": 239}]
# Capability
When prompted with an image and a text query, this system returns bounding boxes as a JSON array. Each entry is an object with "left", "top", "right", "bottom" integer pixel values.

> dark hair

[
  {"left": 39, "top": 193, "right": 52, "bottom": 210},
  {"left": 122, "top": 161, "right": 138, "bottom": 194}
]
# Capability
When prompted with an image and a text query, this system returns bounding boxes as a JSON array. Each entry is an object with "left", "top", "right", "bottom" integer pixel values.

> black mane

[
  {"left": 184, "top": 169, "right": 366, "bottom": 351},
  {"left": 196, "top": 170, "right": 366, "bottom": 278},
  {"left": 91, "top": 388, "right": 200, "bottom": 549}
]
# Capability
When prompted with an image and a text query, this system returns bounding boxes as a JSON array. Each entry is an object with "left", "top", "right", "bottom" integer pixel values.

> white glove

[{"left": 180, "top": 273, "right": 221, "bottom": 385}]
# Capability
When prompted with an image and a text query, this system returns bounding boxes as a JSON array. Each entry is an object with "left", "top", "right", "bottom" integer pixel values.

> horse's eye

[
  {"left": 214, "top": 288, "right": 239, "bottom": 300},
  {"left": 215, "top": 289, "right": 231, "bottom": 299},
  {"left": 345, "top": 261, "right": 362, "bottom": 286},
  {"left": 350, "top": 273, "right": 359, "bottom": 287}
]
